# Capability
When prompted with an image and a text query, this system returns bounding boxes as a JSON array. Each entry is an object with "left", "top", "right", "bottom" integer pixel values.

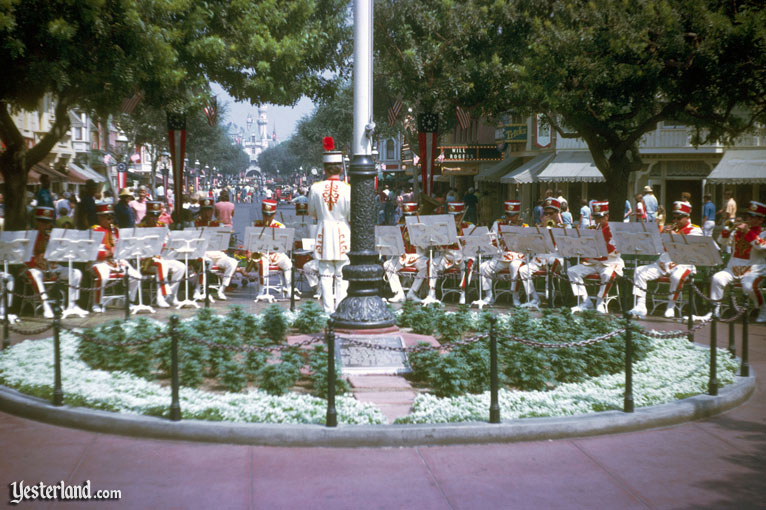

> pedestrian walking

[
  {"left": 702, "top": 193, "right": 716, "bottom": 236},
  {"left": 643, "top": 185, "right": 658, "bottom": 221}
]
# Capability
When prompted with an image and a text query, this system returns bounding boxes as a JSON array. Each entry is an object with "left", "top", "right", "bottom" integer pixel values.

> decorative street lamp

[{"left": 331, "top": 0, "right": 395, "bottom": 330}]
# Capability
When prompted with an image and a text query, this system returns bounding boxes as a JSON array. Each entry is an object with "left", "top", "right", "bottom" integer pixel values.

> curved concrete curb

[{"left": 0, "top": 374, "right": 755, "bottom": 447}]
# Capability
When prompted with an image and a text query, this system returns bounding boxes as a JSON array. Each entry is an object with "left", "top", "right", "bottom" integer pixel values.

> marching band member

[
  {"left": 90, "top": 203, "right": 141, "bottom": 313},
  {"left": 426, "top": 202, "right": 472, "bottom": 305},
  {"left": 480, "top": 200, "right": 527, "bottom": 306},
  {"left": 568, "top": 200, "right": 624, "bottom": 313},
  {"left": 705, "top": 200, "right": 766, "bottom": 322},
  {"left": 516, "top": 197, "right": 564, "bottom": 309},
  {"left": 193, "top": 197, "right": 237, "bottom": 301},
  {"left": 384, "top": 202, "right": 428, "bottom": 303},
  {"left": 629, "top": 201, "right": 701, "bottom": 318},
  {"left": 251, "top": 198, "right": 297, "bottom": 300},
  {"left": 308, "top": 137, "right": 350, "bottom": 314},
  {"left": 24, "top": 206, "right": 87, "bottom": 318},
  {"left": 137, "top": 201, "right": 185, "bottom": 307}
]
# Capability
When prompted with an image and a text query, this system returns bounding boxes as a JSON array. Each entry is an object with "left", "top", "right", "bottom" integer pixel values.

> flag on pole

[
  {"left": 203, "top": 96, "right": 218, "bottom": 126},
  {"left": 417, "top": 113, "right": 439, "bottom": 197},
  {"left": 120, "top": 91, "right": 144, "bottom": 115},
  {"left": 455, "top": 106, "right": 471, "bottom": 130},
  {"left": 388, "top": 99, "right": 403, "bottom": 126}
]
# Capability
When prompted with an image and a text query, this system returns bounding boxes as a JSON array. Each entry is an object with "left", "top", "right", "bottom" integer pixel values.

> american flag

[
  {"left": 120, "top": 91, "right": 144, "bottom": 115},
  {"left": 388, "top": 99, "right": 403, "bottom": 126},
  {"left": 203, "top": 96, "right": 217, "bottom": 126},
  {"left": 455, "top": 106, "right": 471, "bottom": 130}
]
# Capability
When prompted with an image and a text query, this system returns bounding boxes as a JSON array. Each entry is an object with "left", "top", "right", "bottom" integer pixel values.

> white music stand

[
  {"left": 661, "top": 233, "right": 723, "bottom": 267},
  {"left": 609, "top": 222, "right": 664, "bottom": 307},
  {"left": 115, "top": 227, "right": 168, "bottom": 314},
  {"left": 46, "top": 229, "right": 101, "bottom": 318},
  {"left": 406, "top": 215, "right": 459, "bottom": 306},
  {"left": 552, "top": 228, "right": 610, "bottom": 308},
  {"left": 500, "top": 226, "right": 558, "bottom": 307},
  {"left": 0, "top": 231, "right": 37, "bottom": 323},
  {"left": 462, "top": 226, "right": 499, "bottom": 309},
  {"left": 244, "top": 226, "right": 295, "bottom": 302},
  {"left": 375, "top": 226, "right": 406, "bottom": 257},
  {"left": 163, "top": 230, "right": 209, "bottom": 308}
]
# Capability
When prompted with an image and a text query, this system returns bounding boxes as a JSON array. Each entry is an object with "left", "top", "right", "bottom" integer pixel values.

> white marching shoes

[
  {"left": 664, "top": 305, "right": 677, "bottom": 319},
  {"left": 756, "top": 307, "right": 766, "bottom": 323},
  {"left": 571, "top": 300, "right": 593, "bottom": 313},
  {"left": 628, "top": 298, "right": 647, "bottom": 318}
]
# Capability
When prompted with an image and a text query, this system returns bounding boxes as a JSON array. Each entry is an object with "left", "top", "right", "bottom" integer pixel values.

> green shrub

[
  {"left": 220, "top": 360, "right": 247, "bottom": 392},
  {"left": 258, "top": 362, "right": 300, "bottom": 396},
  {"left": 396, "top": 299, "right": 419, "bottom": 328},
  {"left": 292, "top": 301, "right": 326, "bottom": 333},
  {"left": 409, "top": 303, "right": 446, "bottom": 336},
  {"left": 261, "top": 304, "right": 289, "bottom": 343}
]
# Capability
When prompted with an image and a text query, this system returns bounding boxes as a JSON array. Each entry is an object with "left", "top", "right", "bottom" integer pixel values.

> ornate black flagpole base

[{"left": 332, "top": 154, "right": 395, "bottom": 330}]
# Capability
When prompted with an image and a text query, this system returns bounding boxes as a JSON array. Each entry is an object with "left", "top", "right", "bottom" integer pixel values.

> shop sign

[
  {"left": 437, "top": 145, "right": 502, "bottom": 162},
  {"left": 504, "top": 124, "right": 528, "bottom": 142}
]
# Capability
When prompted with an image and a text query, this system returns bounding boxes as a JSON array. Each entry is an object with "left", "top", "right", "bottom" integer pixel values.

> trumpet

[{"left": 546, "top": 219, "right": 557, "bottom": 228}]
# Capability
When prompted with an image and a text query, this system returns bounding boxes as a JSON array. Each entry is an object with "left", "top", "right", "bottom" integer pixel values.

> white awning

[
  {"left": 71, "top": 163, "right": 107, "bottom": 182},
  {"left": 537, "top": 151, "right": 605, "bottom": 183},
  {"left": 707, "top": 149, "right": 766, "bottom": 184},
  {"left": 499, "top": 152, "right": 554, "bottom": 184},
  {"left": 474, "top": 157, "right": 522, "bottom": 183}
]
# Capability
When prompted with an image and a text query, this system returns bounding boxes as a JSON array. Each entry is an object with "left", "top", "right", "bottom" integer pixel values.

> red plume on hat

[{"left": 322, "top": 137, "right": 335, "bottom": 151}]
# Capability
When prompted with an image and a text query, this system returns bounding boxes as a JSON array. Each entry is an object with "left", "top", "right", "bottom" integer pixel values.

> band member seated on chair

[
  {"left": 428, "top": 202, "right": 472, "bottom": 305},
  {"left": 136, "top": 201, "right": 185, "bottom": 307},
  {"left": 24, "top": 206, "right": 87, "bottom": 318},
  {"left": 90, "top": 202, "right": 141, "bottom": 312},
  {"left": 193, "top": 197, "right": 237, "bottom": 301},
  {"left": 629, "top": 201, "right": 701, "bottom": 318},
  {"left": 384, "top": 202, "right": 428, "bottom": 303},
  {"left": 251, "top": 198, "right": 297, "bottom": 300},
  {"left": 308, "top": 137, "right": 350, "bottom": 313},
  {"left": 705, "top": 200, "right": 766, "bottom": 322},
  {"left": 568, "top": 200, "right": 624, "bottom": 314},
  {"left": 516, "top": 197, "right": 564, "bottom": 309},
  {"left": 480, "top": 200, "right": 527, "bottom": 306}
]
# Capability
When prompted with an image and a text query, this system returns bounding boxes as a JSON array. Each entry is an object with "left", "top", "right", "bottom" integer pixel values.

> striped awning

[
  {"left": 475, "top": 157, "right": 522, "bottom": 183},
  {"left": 537, "top": 151, "right": 605, "bottom": 183},
  {"left": 707, "top": 149, "right": 766, "bottom": 184},
  {"left": 500, "top": 152, "right": 554, "bottom": 184}
]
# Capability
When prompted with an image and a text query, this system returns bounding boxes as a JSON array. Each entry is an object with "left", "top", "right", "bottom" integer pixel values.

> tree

[
  {"left": 0, "top": 0, "right": 351, "bottom": 229},
  {"left": 375, "top": 0, "right": 766, "bottom": 212}
]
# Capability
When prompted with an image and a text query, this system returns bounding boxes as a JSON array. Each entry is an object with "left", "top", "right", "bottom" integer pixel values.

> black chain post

[
  {"left": 326, "top": 320, "right": 337, "bottom": 428},
  {"left": 741, "top": 303, "right": 750, "bottom": 377},
  {"left": 123, "top": 271, "right": 130, "bottom": 320},
  {"left": 727, "top": 318, "right": 736, "bottom": 357},
  {"left": 621, "top": 276, "right": 634, "bottom": 413},
  {"left": 52, "top": 281, "right": 64, "bottom": 406},
  {"left": 709, "top": 315, "right": 719, "bottom": 396},
  {"left": 169, "top": 315, "right": 181, "bottom": 421},
  {"left": 489, "top": 316, "right": 500, "bottom": 424},
  {"left": 687, "top": 281, "right": 695, "bottom": 343},
  {"left": 2, "top": 274, "right": 10, "bottom": 349}
]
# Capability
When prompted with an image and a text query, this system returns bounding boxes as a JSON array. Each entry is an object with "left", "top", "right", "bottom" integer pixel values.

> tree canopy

[
  {"left": 0, "top": 0, "right": 351, "bottom": 228},
  {"left": 375, "top": 0, "right": 766, "bottom": 210}
]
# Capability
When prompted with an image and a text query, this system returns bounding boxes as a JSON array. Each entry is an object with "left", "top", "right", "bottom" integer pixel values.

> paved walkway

[{"left": 1, "top": 286, "right": 765, "bottom": 508}]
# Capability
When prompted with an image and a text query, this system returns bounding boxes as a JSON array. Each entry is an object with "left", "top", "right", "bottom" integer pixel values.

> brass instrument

[{"left": 545, "top": 219, "right": 558, "bottom": 228}]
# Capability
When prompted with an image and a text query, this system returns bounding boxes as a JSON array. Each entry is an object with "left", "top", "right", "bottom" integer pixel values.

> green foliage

[
  {"left": 407, "top": 308, "right": 653, "bottom": 397},
  {"left": 307, "top": 345, "right": 350, "bottom": 398},
  {"left": 292, "top": 301, "right": 327, "bottom": 334},
  {"left": 409, "top": 303, "right": 446, "bottom": 336},
  {"left": 396, "top": 299, "right": 420, "bottom": 328},
  {"left": 219, "top": 360, "right": 247, "bottom": 393},
  {"left": 261, "top": 304, "right": 289, "bottom": 344},
  {"left": 258, "top": 362, "right": 301, "bottom": 396}
]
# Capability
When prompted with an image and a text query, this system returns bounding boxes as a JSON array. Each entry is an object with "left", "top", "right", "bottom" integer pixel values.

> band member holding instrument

[
  {"left": 138, "top": 201, "right": 185, "bottom": 307},
  {"left": 384, "top": 202, "right": 428, "bottom": 303},
  {"left": 193, "top": 197, "right": 238, "bottom": 301},
  {"left": 704, "top": 200, "right": 766, "bottom": 322},
  {"left": 480, "top": 200, "right": 527, "bottom": 306},
  {"left": 516, "top": 197, "right": 564, "bottom": 309},
  {"left": 90, "top": 203, "right": 141, "bottom": 313},
  {"left": 251, "top": 198, "right": 297, "bottom": 301},
  {"left": 629, "top": 201, "right": 701, "bottom": 318},
  {"left": 427, "top": 202, "right": 472, "bottom": 305},
  {"left": 568, "top": 200, "right": 624, "bottom": 314}
]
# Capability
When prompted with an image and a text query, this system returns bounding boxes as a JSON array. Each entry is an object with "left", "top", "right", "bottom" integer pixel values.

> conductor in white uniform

[{"left": 308, "top": 137, "right": 351, "bottom": 313}]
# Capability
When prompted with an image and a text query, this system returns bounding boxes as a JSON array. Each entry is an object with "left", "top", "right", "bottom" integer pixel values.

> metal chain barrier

[
  {"left": 500, "top": 328, "right": 627, "bottom": 349},
  {"left": 8, "top": 321, "right": 55, "bottom": 336},
  {"left": 67, "top": 328, "right": 165, "bottom": 347},
  {"left": 183, "top": 334, "right": 324, "bottom": 352}
]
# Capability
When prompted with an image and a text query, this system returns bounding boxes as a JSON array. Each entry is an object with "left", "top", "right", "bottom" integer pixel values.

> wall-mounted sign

[
  {"left": 441, "top": 166, "right": 478, "bottom": 176},
  {"left": 437, "top": 145, "right": 502, "bottom": 162},
  {"left": 504, "top": 124, "right": 528, "bottom": 142},
  {"left": 534, "top": 114, "right": 552, "bottom": 148}
]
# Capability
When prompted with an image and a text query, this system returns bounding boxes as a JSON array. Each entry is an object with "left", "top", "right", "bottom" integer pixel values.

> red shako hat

[
  {"left": 35, "top": 206, "right": 55, "bottom": 221},
  {"left": 672, "top": 201, "right": 692, "bottom": 216},
  {"left": 262, "top": 199, "right": 278, "bottom": 215},
  {"left": 746, "top": 200, "right": 766, "bottom": 217},
  {"left": 543, "top": 197, "right": 561, "bottom": 212},
  {"left": 401, "top": 202, "right": 418, "bottom": 215},
  {"left": 322, "top": 137, "right": 343, "bottom": 164},
  {"left": 591, "top": 201, "right": 609, "bottom": 217},
  {"left": 504, "top": 200, "right": 521, "bottom": 215},
  {"left": 95, "top": 202, "right": 113, "bottom": 215},
  {"left": 447, "top": 202, "right": 465, "bottom": 215}
]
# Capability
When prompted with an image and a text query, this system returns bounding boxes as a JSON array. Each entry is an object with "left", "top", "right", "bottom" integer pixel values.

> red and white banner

[
  {"left": 117, "top": 170, "right": 127, "bottom": 190},
  {"left": 534, "top": 113, "right": 552, "bottom": 148},
  {"left": 417, "top": 113, "right": 439, "bottom": 196},
  {"left": 167, "top": 112, "right": 187, "bottom": 217},
  {"left": 120, "top": 91, "right": 144, "bottom": 115}
]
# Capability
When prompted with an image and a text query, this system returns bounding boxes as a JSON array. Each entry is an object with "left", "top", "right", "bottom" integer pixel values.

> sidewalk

[{"left": 0, "top": 294, "right": 764, "bottom": 509}]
